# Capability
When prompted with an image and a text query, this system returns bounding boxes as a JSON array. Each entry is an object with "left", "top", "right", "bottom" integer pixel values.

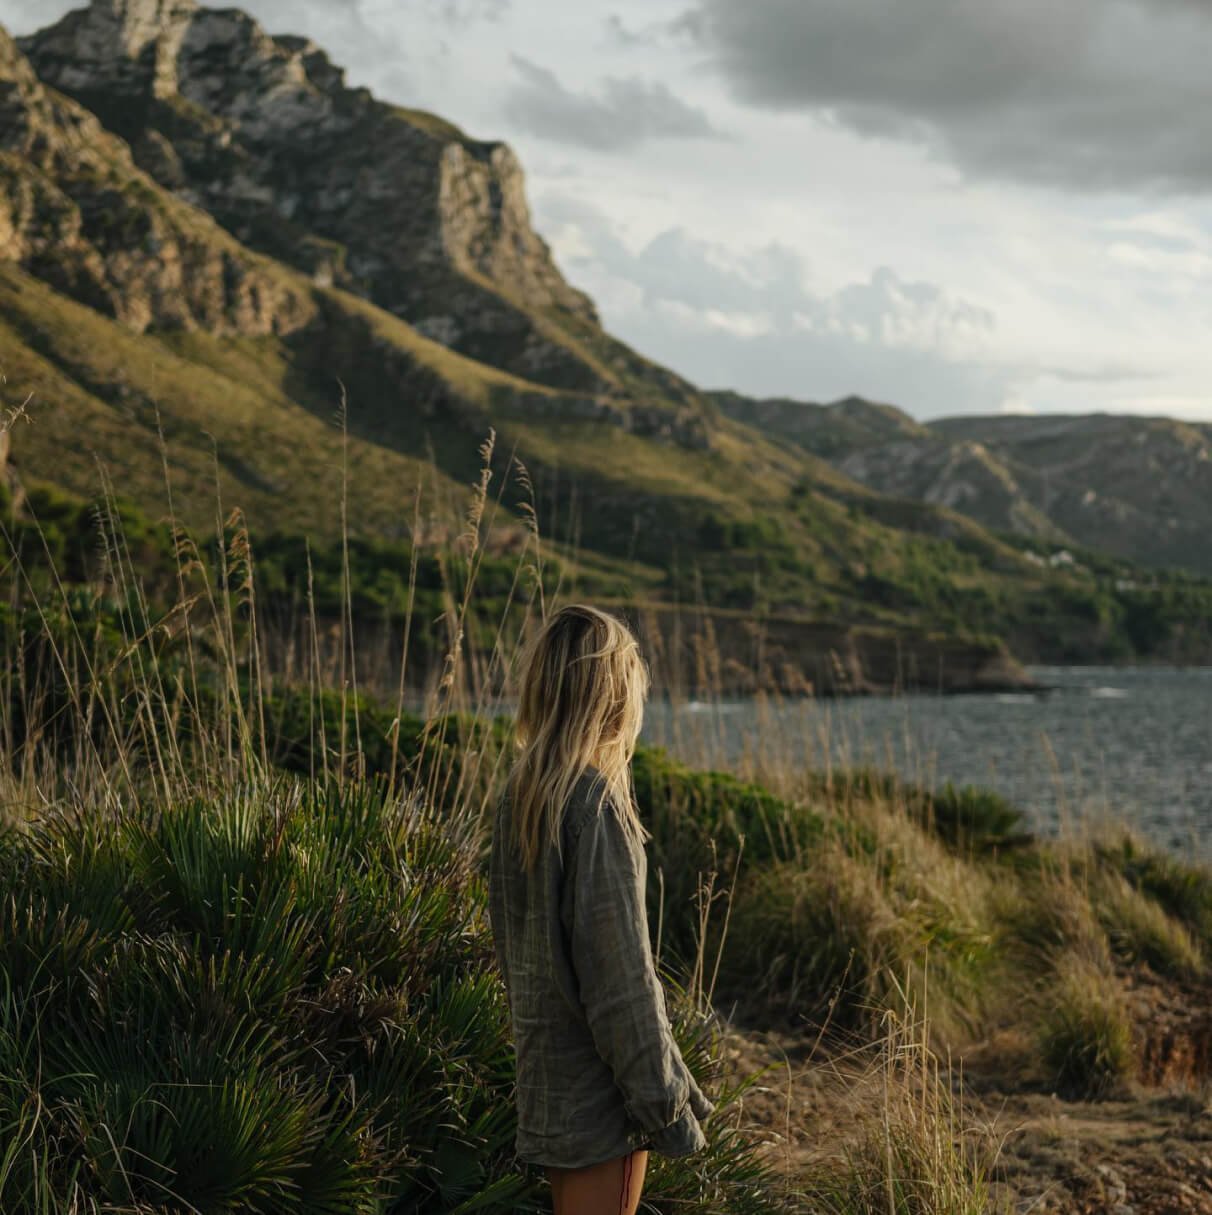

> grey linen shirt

[{"left": 488, "top": 764, "right": 714, "bottom": 1169}]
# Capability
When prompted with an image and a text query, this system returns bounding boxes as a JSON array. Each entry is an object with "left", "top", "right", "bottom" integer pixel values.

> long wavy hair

[{"left": 504, "top": 604, "right": 652, "bottom": 873}]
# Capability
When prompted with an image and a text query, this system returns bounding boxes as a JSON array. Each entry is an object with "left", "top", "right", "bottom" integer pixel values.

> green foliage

[
  {"left": 632, "top": 743, "right": 826, "bottom": 971},
  {"left": 0, "top": 779, "right": 786, "bottom": 1214},
  {"left": 812, "top": 767, "right": 1031, "bottom": 856},
  {"left": 1091, "top": 871, "right": 1204, "bottom": 980},
  {"left": 0, "top": 484, "right": 174, "bottom": 589},
  {"left": 721, "top": 852, "right": 906, "bottom": 1025},
  {"left": 252, "top": 529, "right": 539, "bottom": 626},
  {"left": 1099, "top": 834, "right": 1212, "bottom": 954},
  {"left": 1036, "top": 963, "right": 1135, "bottom": 1100}
]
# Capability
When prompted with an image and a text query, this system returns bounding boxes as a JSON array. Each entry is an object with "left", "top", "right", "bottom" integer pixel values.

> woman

[{"left": 488, "top": 604, "right": 714, "bottom": 1215}]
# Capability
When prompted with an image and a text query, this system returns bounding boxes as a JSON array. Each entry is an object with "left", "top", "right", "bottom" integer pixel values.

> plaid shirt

[{"left": 488, "top": 764, "right": 714, "bottom": 1169}]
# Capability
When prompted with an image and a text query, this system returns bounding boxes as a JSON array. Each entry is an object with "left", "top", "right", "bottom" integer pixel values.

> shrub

[
  {"left": 633, "top": 743, "right": 826, "bottom": 975},
  {"left": 719, "top": 850, "right": 909, "bottom": 1026},
  {"left": 1092, "top": 870, "right": 1204, "bottom": 980},
  {"left": 1101, "top": 834, "right": 1212, "bottom": 954},
  {"left": 798, "top": 1003, "right": 1001, "bottom": 1215},
  {"left": 0, "top": 777, "right": 786, "bottom": 1214},
  {"left": 1036, "top": 961, "right": 1135, "bottom": 1100}
]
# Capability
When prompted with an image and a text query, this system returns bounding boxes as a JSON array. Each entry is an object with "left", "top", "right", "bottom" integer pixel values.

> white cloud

[{"left": 542, "top": 195, "right": 1023, "bottom": 415}]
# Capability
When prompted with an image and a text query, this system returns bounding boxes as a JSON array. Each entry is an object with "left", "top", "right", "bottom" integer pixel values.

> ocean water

[{"left": 642, "top": 666, "right": 1212, "bottom": 858}]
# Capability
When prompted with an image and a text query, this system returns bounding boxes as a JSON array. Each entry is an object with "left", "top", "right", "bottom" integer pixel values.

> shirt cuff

[
  {"left": 688, "top": 1074, "right": 715, "bottom": 1122},
  {"left": 637, "top": 1104, "right": 707, "bottom": 1157}
]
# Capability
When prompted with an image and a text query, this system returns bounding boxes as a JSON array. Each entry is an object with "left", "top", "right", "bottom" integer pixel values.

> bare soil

[{"left": 717, "top": 972, "right": 1212, "bottom": 1213}]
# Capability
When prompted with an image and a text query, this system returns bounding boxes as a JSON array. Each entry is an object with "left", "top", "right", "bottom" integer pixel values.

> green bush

[
  {"left": 1092, "top": 870, "right": 1204, "bottom": 980},
  {"left": 1036, "top": 962, "right": 1135, "bottom": 1100},
  {"left": 0, "top": 778, "right": 785, "bottom": 1214},
  {"left": 720, "top": 852, "right": 907, "bottom": 1025},
  {"left": 813, "top": 767, "right": 1031, "bottom": 856},
  {"left": 633, "top": 744, "right": 826, "bottom": 973},
  {"left": 1101, "top": 834, "right": 1212, "bottom": 953}
]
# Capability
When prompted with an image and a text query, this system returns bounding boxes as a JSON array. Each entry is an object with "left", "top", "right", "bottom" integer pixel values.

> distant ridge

[{"left": 715, "top": 392, "right": 1212, "bottom": 576}]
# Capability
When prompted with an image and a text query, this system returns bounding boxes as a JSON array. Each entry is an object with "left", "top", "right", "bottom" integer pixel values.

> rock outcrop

[
  {"left": 17, "top": 0, "right": 712, "bottom": 443},
  {"left": 20, "top": 5, "right": 583, "bottom": 340},
  {"left": 0, "top": 22, "right": 311, "bottom": 337},
  {"left": 930, "top": 413, "right": 1212, "bottom": 574},
  {"left": 20, "top": 0, "right": 589, "bottom": 323}
]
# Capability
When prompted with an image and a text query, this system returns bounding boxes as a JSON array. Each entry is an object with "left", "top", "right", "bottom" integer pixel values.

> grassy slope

[
  {"left": 0, "top": 264, "right": 474, "bottom": 541},
  {"left": 0, "top": 256, "right": 1063, "bottom": 636},
  {"left": 16, "top": 247, "right": 1197, "bottom": 675}
]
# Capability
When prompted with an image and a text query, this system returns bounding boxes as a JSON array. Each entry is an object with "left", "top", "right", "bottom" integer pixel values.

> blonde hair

[{"left": 504, "top": 604, "right": 652, "bottom": 873}]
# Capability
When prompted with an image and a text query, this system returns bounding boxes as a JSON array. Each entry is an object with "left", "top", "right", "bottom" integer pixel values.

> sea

[{"left": 641, "top": 666, "right": 1212, "bottom": 859}]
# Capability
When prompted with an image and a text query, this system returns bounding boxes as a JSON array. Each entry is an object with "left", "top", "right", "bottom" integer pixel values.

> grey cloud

[
  {"left": 607, "top": 225, "right": 810, "bottom": 316},
  {"left": 546, "top": 198, "right": 992, "bottom": 350},
  {"left": 504, "top": 54, "right": 726, "bottom": 151},
  {"left": 604, "top": 12, "right": 692, "bottom": 49},
  {"left": 604, "top": 14, "right": 645, "bottom": 48},
  {"left": 683, "top": 0, "right": 1212, "bottom": 191},
  {"left": 1041, "top": 364, "right": 1159, "bottom": 384},
  {"left": 423, "top": 0, "right": 509, "bottom": 24}
]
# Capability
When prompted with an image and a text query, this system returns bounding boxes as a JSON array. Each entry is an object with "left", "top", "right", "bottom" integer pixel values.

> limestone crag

[
  {"left": 18, "top": 0, "right": 199, "bottom": 100},
  {"left": 931, "top": 413, "right": 1212, "bottom": 575},
  {"left": 836, "top": 437, "right": 1065, "bottom": 540},
  {"left": 19, "top": 0, "right": 714, "bottom": 446},
  {"left": 0, "top": 23, "right": 311, "bottom": 337},
  {"left": 22, "top": 4, "right": 589, "bottom": 353}
]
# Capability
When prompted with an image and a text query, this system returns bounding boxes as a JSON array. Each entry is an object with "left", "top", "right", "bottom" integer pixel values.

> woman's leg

[{"left": 545, "top": 1149, "right": 649, "bottom": 1215}]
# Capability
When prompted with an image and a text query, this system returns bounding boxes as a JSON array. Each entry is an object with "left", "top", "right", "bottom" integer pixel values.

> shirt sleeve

[
  {"left": 563, "top": 797, "right": 715, "bottom": 1156},
  {"left": 487, "top": 813, "right": 512, "bottom": 1005}
]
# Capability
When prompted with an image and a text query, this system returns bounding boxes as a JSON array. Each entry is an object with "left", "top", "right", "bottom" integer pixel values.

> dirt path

[{"left": 718, "top": 1022, "right": 1212, "bottom": 1213}]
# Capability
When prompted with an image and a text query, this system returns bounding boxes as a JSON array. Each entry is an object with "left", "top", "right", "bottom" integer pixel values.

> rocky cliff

[
  {"left": 3, "top": 1, "right": 1205, "bottom": 688},
  {"left": 930, "top": 413, "right": 1212, "bottom": 574},
  {"left": 716, "top": 391, "right": 1212, "bottom": 577},
  {"left": 0, "top": 23, "right": 311, "bottom": 337},
  {"left": 21, "top": 0, "right": 592, "bottom": 318},
  {"left": 18, "top": 0, "right": 709, "bottom": 427},
  {"left": 7, "top": 0, "right": 714, "bottom": 453}
]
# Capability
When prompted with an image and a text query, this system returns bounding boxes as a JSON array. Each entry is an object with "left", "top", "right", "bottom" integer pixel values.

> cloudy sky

[{"left": 4, "top": 0, "right": 1212, "bottom": 421}]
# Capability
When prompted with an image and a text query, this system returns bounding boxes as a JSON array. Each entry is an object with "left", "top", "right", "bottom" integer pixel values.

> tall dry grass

[
  {"left": 3, "top": 400, "right": 1208, "bottom": 1211},
  {"left": 0, "top": 415, "right": 803, "bottom": 1211}
]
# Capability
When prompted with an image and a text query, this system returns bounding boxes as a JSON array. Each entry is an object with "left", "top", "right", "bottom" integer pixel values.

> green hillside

[{"left": 2, "top": 4, "right": 1210, "bottom": 690}]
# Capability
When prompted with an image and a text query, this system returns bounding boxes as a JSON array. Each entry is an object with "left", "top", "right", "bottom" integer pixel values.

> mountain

[
  {"left": 714, "top": 393, "right": 1212, "bottom": 577},
  {"left": 1, "top": 0, "right": 1209, "bottom": 692},
  {"left": 718, "top": 391, "right": 1212, "bottom": 575},
  {"left": 930, "top": 413, "right": 1212, "bottom": 575}
]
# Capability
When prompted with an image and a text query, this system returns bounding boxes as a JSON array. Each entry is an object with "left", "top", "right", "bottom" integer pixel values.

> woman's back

[{"left": 488, "top": 763, "right": 712, "bottom": 1171}]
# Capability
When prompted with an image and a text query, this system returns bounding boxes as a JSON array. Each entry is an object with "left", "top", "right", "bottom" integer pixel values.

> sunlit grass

[{"left": 0, "top": 401, "right": 1208, "bottom": 1211}]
